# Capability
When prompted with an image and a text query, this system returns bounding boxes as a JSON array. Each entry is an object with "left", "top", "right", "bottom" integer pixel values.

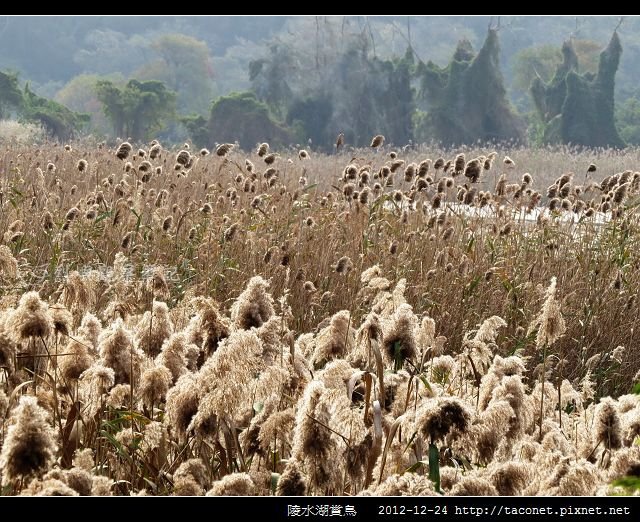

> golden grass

[{"left": 0, "top": 139, "right": 639, "bottom": 495}]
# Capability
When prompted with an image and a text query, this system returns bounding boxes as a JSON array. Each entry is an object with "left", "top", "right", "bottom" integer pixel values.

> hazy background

[{"left": 1, "top": 16, "right": 638, "bottom": 148}]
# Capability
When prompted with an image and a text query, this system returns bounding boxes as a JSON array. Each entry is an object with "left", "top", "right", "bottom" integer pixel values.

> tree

[
  {"left": 21, "top": 84, "right": 88, "bottom": 140},
  {"left": 324, "top": 45, "right": 379, "bottom": 147},
  {"left": 616, "top": 96, "right": 640, "bottom": 146},
  {"left": 513, "top": 45, "right": 562, "bottom": 94},
  {"left": 513, "top": 40, "right": 602, "bottom": 93},
  {"left": 195, "top": 91, "right": 293, "bottom": 150},
  {"left": 180, "top": 114, "right": 209, "bottom": 149},
  {"left": 96, "top": 79, "right": 176, "bottom": 141},
  {"left": 416, "top": 29, "right": 525, "bottom": 146},
  {"left": 1, "top": 69, "right": 88, "bottom": 140},
  {"left": 286, "top": 94, "right": 333, "bottom": 148},
  {"left": 316, "top": 44, "right": 416, "bottom": 148},
  {"left": 135, "top": 33, "right": 214, "bottom": 115},
  {"left": 0, "top": 70, "right": 23, "bottom": 119},
  {"left": 531, "top": 41, "right": 580, "bottom": 125},
  {"left": 531, "top": 32, "right": 624, "bottom": 148},
  {"left": 375, "top": 48, "right": 416, "bottom": 147},
  {"left": 55, "top": 74, "right": 117, "bottom": 136},
  {"left": 248, "top": 21, "right": 416, "bottom": 149},
  {"left": 249, "top": 43, "right": 297, "bottom": 120}
]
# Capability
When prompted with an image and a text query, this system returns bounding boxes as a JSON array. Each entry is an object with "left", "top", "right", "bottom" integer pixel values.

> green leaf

[
  {"left": 100, "top": 430, "right": 133, "bottom": 465},
  {"left": 404, "top": 460, "right": 428, "bottom": 473},
  {"left": 419, "top": 374, "right": 433, "bottom": 393},
  {"left": 393, "top": 340, "right": 403, "bottom": 372},
  {"left": 270, "top": 473, "right": 281, "bottom": 493},
  {"left": 612, "top": 476, "right": 640, "bottom": 494},
  {"left": 428, "top": 442, "right": 441, "bottom": 493},
  {"left": 94, "top": 210, "right": 113, "bottom": 224}
]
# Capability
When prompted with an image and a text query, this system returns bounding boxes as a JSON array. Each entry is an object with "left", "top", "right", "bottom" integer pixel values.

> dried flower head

[
  {"left": 0, "top": 396, "right": 58, "bottom": 485},
  {"left": 370, "top": 134, "right": 385, "bottom": 148},
  {"left": 116, "top": 142, "right": 132, "bottom": 160},
  {"left": 595, "top": 397, "right": 622, "bottom": 450},
  {"left": 417, "top": 397, "right": 472, "bottom": 443},
  {"left": 216, "top": 143, "right": 234, "bottom": 156},
  {"left": 7, "top": 291, "right": 53, "bottom": 341},
  {"left": 530, "top": 277, "right": 566, "bottom": 349},
  {"left": 230, "top": 276, "right": 274, "bottom": 330},
  {"left": 335, "top": 256, "right": 353, "bottom": 275}
]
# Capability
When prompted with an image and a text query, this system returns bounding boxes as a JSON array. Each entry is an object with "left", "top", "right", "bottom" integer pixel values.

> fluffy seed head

[
  {"left": 216, "top": 143, "right": 234, "bottom": 157},
  {"left": 417, "top": 397, "right": 472, "bottom": 443},
  {"left": 116, "top": 142, "right": 132, "bottom": 160},
  {"left": 230, "top": 276, "right": 274, "bottom": 330},
  {"left": 0, "top": 396, "right": 58, "bottom": 485},
  {"left": 7, "top": 291, "right": 52, "bottom": 341},
  {"left": 370, "top": 134, "right": 385, "bottom": 148},
  {"left": 595, "top": 397, "right": 622, "bottom": 450}
]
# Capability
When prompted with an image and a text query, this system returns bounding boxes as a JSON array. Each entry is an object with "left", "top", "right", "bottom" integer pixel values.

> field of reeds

[{"left": 0, "top": 138, "right": 639, "bottom": 496}]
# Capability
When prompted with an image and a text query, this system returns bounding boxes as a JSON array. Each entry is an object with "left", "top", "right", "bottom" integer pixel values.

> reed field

[{"left": 0, "top": 138, "right": 639, "bottom": 496}]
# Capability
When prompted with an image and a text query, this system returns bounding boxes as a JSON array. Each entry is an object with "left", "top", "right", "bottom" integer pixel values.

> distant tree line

[
  {"left": 0, "top": 70, "right": 88, "bottom": 140},
  {"left": 0, "top": 28, "right": 633, "bottom": 149},
  {"left": 183, "top": 29, "right": 626, "bottom": 150}
]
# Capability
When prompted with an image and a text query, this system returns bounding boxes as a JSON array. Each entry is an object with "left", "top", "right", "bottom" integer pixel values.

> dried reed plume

[
  {"left": 115, "top": 142, "right": 132, "bottom": 160},
  {"left": 290, "top": 381, "right": 339, "bottom": 492},
  {"left": 0, "top": 329, "right": 16, "bottom": 376},
  {"left": 223, "top": 223, "right": 239, "bottom": 242},
  {"left": 50, "top": 305, "right": 73, "bottom": 337},
  {"left": 0, "top": 245, "right": 18, "bottom": 279},
  {"left": 195, "top": 329, "right": 264, "bottom": 423},
  {"left": 464, "top": 159, "right": 482, "bottom": 183},
  {"left": 7, "top": 291, "right": 52, "bottom": 341},
  {"left": 230, "top": 276, "right": 274, "bottom": 330},
  {"left": 531, "top": 277, "right": 566, "bottom": 349},
  {"left": 454, "top": 153, "right": 466, "bottom": 174},
  {"left": 149, "top": 143, "right": 162, "bottom": 159},
  {"left": 0, "top": 396, "right": 58, "bottom": 485},
  {"left": 140, "top": 364, "right": 172, "bottom": 410},
  {"left": 257, "top": 143, "right": 269, "bottom": 157},
  {"left": 176, "top": 150, "right": 191, "bottom": 167},
  {"left": 136, "top": 301, "right": 173, "bottom": 358},
  {"left": 277, "top": 459, "right": 307, "bottom": 495},
  {"left": 162, "top": 216, "right": 173, "bottom": 232},
  {"left": 311, "top": 310, "right": 353, "bottom": 368},
  {"left": 595, "top": 397, "right": 622, "bottom": 450},
  {"left": 59, "top": 337, "right": 93, "bottom": 382},
  {"left": 207, "top": 473, "right": 255, "bottom": 496},
  {"left": 216, "top": 143, "right": 234, "bottom": 157},
  {"left": 370, "top": 134, "right": 385, "bottom": 148},
  {"left": 335, "top": 256, "right": 354, "bottom": 274},
  {"left": 382, "top": 304, "right": 418, "bottom": 370},
  {"left": 77, "top": 159, "right": 88, "bottom": 173},
  {"left": 417, "top": 397, "right": 472, "bottom": 443},
  {"left": 98, "top": 318, "right": 144, "bottom": 385}
]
